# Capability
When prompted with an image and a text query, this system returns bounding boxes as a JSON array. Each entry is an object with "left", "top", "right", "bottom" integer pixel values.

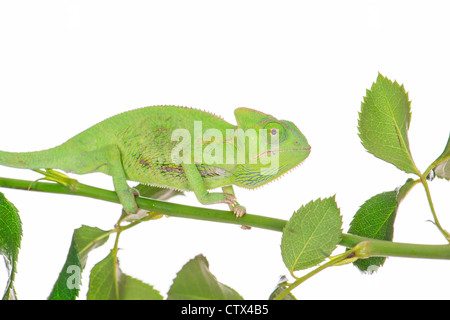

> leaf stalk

[{"left": 418, "top": 175, "right": 450, "bottom": 242}]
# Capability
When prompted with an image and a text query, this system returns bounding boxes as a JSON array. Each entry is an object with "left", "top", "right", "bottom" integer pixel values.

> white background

[{"left": 0, "top": 1, "right": 449, "bottom": 300}]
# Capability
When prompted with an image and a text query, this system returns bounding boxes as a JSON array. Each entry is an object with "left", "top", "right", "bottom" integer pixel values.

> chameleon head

[{"left": 232, "top": 108, "right": 311, "bottom": 189}]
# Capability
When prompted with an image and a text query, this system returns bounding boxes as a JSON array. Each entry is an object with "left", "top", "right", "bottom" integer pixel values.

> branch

[{"left": 1, "top": 176, "right": 449, "bottom": 260}]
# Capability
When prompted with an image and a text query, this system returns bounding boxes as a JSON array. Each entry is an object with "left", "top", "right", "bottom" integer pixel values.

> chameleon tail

[{"left": 0, "top": 147, "right": 65, "bottom": 170}]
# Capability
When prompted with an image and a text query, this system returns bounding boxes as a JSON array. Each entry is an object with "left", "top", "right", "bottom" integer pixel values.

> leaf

[
  {"left": 268, "top": 276, "right": 296, "bottom": 300},
  {"left": 435, "top": 162, "right": 450, "bottom": 180},
  {"left": 48, "top": 225, "right": 110, "bottom": 300},
  {"left": 0, "top": 192, "right": 22, "bottom": 300},
  {"left": 348, "top": 191, "right": 399, "bottom": 272},
  {"left": 396, "top": 178, "right": 419, "bottom": 203},
  {"left": 87, "top": 250, "right": 117, "bottom": 300},
  {"left": 119, "top": 274, "right": 163, "bottom": 300},
  {"left": 87, "top": 249, "right": 162, "bottom": 300},
  {"left": 358, "top": 73, "right": 419, "bottom": 175},
  {"left": 167, "top": 254, "right": 243, "bottom": 300},
  {"left": 432, "top": 133, "right": 450, "bottom": 180},
  {"left": 281, "top": 197, "right": 343, "bottom": 272},
  {"left": 348, "top": 179, "right": 418, "bottom": 272}
]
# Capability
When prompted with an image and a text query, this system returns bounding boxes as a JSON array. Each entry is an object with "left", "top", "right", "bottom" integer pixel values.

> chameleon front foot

[
  {"left": 196, "top": 191, "right": 246, "bottom": 217},
  {"left": 223, "top": 194, "right": 247, "bottom": 218},
  {"left": 220, "top": 186, "right": 246, "bottom": 218},
  {"left": 232, "top": 204, "right": 246, "bottom": 218}
]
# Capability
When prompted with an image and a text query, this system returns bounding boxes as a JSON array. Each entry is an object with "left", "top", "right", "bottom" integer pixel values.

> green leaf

[
  {"left": 431, "top": 133, "right": 450, "bottom": 180},
  {"left": 396, "top": 178, "right": 419, "bottom": 203},
  {"left": 281, "top": 197, "right": 343, "bottom": 272},
  {"left": 48, "top": 225, "right": 110, "bottom": 300},
  {"left": 87, "top": 250, "right": 117, "bottom": 300},
  {"left": 119, "top": 274, "right": 163, "bottom": 300},
  {"left": 167, "top": 254, "right": 243, "bottom": 300},
  {"left": 0, "top": 192, "right": 22, "bottom": 300},
  {"left": 358, "top": 73, "right": 419, "bottom": 175},
  {"left": 87, "top": 249, "right": 162, "bottom": 300},
  {"left": 348, "top": 191, "right": 399, "bottom": 272},
  {"left": 269, "top": 276, "right": 296, "bottom": 300},
  {"left": 348, "top": 179, "right": 419, "bottom": 272}
]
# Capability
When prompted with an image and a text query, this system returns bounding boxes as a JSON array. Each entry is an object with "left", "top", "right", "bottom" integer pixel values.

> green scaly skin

[{"left": 0, "top": 106, "right": 310, "bottom": 217}]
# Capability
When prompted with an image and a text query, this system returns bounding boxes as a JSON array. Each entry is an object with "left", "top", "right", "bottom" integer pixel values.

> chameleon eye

[{"left": 263, "top": 121, "right": 286, "bottom": 144}]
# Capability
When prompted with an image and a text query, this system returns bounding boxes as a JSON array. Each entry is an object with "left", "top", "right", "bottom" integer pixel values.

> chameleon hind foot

[{"left": 116, "top": 186, "right": 139, "bottom": 214}]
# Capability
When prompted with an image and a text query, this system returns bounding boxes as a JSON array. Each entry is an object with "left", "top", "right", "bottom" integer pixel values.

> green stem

[
  {"left": 340, "top": 234, "right": 450, "bottom": 259},
  {"left": 112, "top": 233, "right": 121, "bottom": 300},
  {"left": 419, "top": 175, "right": 450, "bottom": 242},
  {"left": 274, "top": 250, "right": 355, "bottom": 300},
  {"left": 1, "top": 176, "right": 449, "bottom": 260}
]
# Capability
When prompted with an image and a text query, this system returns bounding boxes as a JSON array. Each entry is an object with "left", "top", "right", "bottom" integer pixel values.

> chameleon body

[{"left": 0, "top": 106, "right": 310, "bottom": 217}]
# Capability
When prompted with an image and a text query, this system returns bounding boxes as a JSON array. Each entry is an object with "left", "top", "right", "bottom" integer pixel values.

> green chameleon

[{"left": 0, "top": 106, "right": 310, "bottom": 217}]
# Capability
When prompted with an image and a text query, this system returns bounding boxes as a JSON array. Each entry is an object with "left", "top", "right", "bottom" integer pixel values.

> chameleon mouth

[
  {"left": 254, "top": 147, "right": 311, "bottom": 159},
  {"left": 238, "top": 153, "right": 310, "bottom": 190}
]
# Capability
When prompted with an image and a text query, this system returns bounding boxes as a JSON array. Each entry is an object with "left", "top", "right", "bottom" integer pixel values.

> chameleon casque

[{"left": 0, "top": 106, "right": 310, "bottom": 217}]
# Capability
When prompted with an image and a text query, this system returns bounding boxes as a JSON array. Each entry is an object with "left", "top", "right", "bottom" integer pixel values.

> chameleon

[{"left": 0, "top": 106, "right": 310, "bottom": 217}]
